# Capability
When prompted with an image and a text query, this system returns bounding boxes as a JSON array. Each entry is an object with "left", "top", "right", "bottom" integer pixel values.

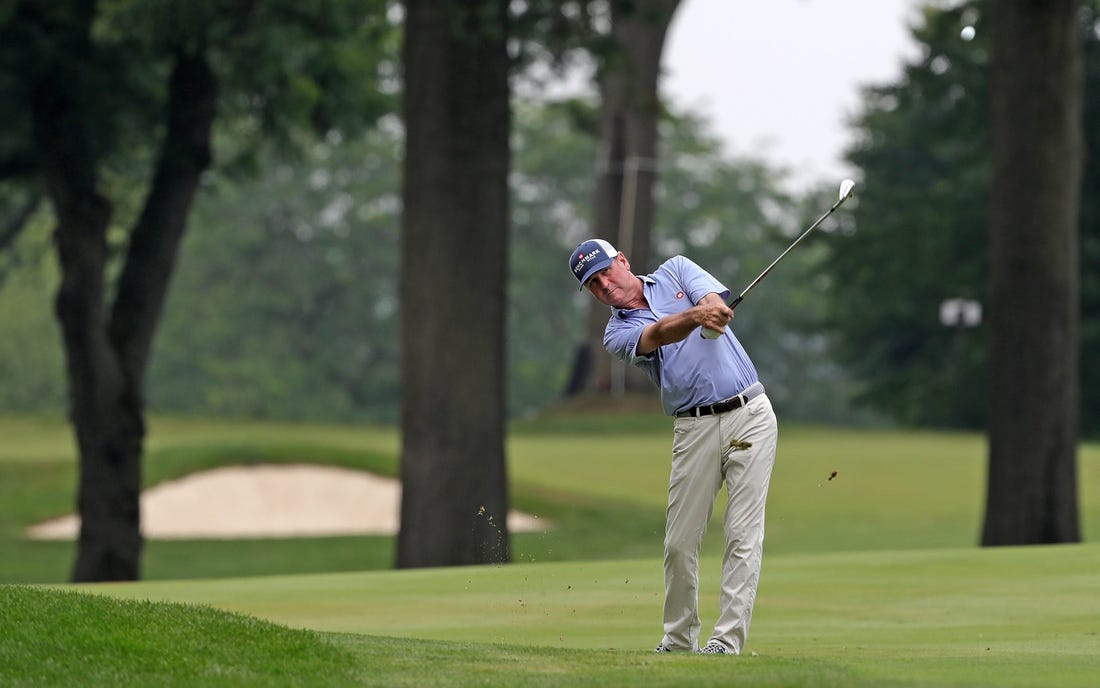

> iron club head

[{"left": 839, "top": 178, "right": 855, "bottom": 201}]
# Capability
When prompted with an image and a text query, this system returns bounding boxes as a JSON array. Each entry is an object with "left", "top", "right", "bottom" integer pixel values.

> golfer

[{"left": 569, "top": 238, "right": 778, "bottom": 655}]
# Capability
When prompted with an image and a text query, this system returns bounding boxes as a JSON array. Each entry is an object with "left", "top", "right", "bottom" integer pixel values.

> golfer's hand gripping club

[{"left": 702, "top": 179, "right": 856, "bottom": 340}]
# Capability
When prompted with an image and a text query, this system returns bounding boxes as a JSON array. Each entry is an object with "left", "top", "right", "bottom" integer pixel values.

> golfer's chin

[{"left": 596, "top": 292, "right": 626, "bottom": 308}]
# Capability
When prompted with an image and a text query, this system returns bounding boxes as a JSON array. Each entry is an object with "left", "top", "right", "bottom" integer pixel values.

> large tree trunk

[
  {"left": 983, "top": 0, "right": 1082, "bottom": 545},
  {"left": 397, "top": 0, "right": 512, "bottom": 567},
  {"left": 577, "top": 0, "right": 680, "bottom": 395},
  {"left": 32, "top": 48, "right": 217, "bottom": 581}
]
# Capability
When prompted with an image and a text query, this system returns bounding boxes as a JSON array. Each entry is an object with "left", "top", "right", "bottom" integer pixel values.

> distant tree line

[
  {"left": 2, "top": 2, "right": 1099, "bottom": 439},
  {"left": 0, "top": 99, "right": 842, "bottom": 423}
]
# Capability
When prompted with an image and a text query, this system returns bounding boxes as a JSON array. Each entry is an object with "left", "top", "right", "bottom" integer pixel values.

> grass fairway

[
  {"left": 3, "top": 414, "right": 1099, "bottom": 685},
  {"left": 31, "top": 543, "right": 1094, "bottom": 688}
]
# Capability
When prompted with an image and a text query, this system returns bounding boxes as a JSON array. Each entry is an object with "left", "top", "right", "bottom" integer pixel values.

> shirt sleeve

[
  {"left": 603, "top": 311, "right": 661, "bottom": 386},
  {"left": 604, "top": 312, "right": 651, "bottom": 364}
]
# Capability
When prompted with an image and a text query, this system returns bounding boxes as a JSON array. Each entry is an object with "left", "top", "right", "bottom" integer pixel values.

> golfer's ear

[{"left": 617, "top": 253, "right": 631, "bottom": 271}]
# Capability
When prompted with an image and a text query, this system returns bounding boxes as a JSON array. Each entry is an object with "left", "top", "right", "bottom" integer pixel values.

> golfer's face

[{"left": 586, "top": 255, "right": 636, "bottom": 307}]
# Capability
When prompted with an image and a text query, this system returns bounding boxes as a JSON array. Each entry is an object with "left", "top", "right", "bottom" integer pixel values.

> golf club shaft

[{"left": 728, "top": 191, "right": 851, "bottom": 310}]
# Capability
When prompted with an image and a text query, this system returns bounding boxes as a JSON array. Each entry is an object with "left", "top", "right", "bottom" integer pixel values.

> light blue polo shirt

[{"left": 603, "top": 256, "right": 760, "bottom": 416}]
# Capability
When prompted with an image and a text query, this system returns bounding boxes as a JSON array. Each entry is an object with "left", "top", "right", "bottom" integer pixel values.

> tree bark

[
  {"left": 578, "top": 0, "right": 680, "bottom": 395},
  {"left": 983, "top": 0, "right": 1082, "bottom": 545},
  {"left": 32, "top": 47, "right": 217, "bottom": 581},
  {"left": 397, "top": 0, "right": 512, "bottom": 567}
]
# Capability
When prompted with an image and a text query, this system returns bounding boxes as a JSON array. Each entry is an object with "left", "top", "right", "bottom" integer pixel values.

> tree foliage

[
  {"left": 151, "top": 126, "right": 403, "bottom": 422},
  {"left": 0, "top": 211, "right": 64, "bottom": 410},
  {"left": 831, "top": 0, "right": 1100, "bottom": 434}
]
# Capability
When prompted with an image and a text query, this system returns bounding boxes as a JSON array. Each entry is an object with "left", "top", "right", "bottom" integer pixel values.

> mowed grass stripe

[{"left": 57, "top": 544, "right": 1100, "bottom": 687}]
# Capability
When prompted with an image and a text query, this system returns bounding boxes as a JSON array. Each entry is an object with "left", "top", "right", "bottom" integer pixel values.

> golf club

[
  {"left": 701, "top": 179, "right": 854, "bottom": 339},
  {"left": 729, "top": 178, "right": 855, "bottom": 310}
]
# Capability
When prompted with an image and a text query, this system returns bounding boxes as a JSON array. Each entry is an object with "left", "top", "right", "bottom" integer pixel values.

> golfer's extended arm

[{"left": 636, "top": 293, "right": 732, "bottom": 355}]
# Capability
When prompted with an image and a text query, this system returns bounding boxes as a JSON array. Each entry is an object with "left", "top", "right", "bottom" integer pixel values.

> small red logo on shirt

[{"left": 676, "top": 291, "right": 685, "bottom": 299}]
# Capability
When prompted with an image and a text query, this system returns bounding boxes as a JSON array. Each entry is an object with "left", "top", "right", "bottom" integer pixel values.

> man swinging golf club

[
  {"left": 568, "top": 180, "right": 853, "bottom": 654},
  {"left": 569, "top": 239, "right": 777, "bottom": 655}
]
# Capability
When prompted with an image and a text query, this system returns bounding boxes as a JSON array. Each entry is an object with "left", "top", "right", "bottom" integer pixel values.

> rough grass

[{"left": 0, "top": 586, "right": 360, "bottom": 687}]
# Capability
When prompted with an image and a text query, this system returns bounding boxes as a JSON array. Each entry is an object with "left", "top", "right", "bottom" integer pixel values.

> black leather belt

[{"left": 675, "top": 383, "right": 764, "bottom": 418}]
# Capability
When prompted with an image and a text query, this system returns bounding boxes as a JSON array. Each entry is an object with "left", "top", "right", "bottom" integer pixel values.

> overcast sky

[{"left": 662, "top": 0, "right": 926, "bottom": 191}]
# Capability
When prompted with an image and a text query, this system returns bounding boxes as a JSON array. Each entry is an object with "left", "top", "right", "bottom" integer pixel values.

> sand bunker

[{"left": 26, "top": 464, "right": 547, "bottom": 540}]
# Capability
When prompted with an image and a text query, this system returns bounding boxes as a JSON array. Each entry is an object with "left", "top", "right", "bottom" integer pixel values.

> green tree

[
  {"left": 151, "top": 128, "right": 403, "bottom": 422},
  {"left": 826, "top": 0, "right": 1093, "bottom": 544},
  {"left": 0, "top": 211, "right": 65, "bottom": 411},
  {"left": 833, "top": 0, "right": 1100, "bottom": 436},
  {"left": 832, "top": 3, "right": 992, "bottom": 428},
  {"left": 509, "top": 100, "right": 600, "bottom": 412},
  {"left": 0, "top": 0, "right": 393, "bottom": 581}
]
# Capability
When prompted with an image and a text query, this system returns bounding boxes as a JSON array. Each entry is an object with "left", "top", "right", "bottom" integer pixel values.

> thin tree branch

[{"left": 108, "top": 51, "right": 217, "bottom": 383}]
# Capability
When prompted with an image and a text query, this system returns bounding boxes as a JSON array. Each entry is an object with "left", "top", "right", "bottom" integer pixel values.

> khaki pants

[{"left": 660, "top": 393, "right": 778, "bottom": 653}]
